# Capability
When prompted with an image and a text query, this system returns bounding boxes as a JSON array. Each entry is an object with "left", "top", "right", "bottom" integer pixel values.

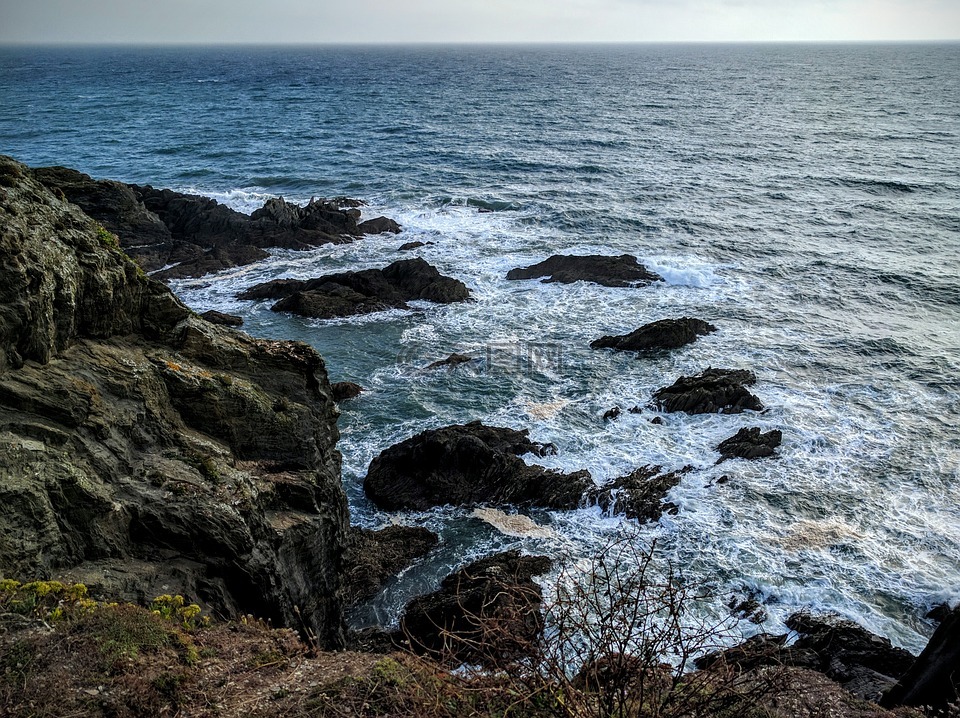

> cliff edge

[{"left": 0, "top": 156, "right": 349, "bottom": 647}]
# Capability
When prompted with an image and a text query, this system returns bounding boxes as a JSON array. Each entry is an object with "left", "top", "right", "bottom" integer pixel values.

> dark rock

[
  {"left": 728, "top": 594, "right": 768, "bottom": 624},
  {"left": 506, "top": 254, "right": 663, "bottom": 288},
  {"left": 603, "top": 406, "right": 621, "bottom": 421},
  {"left": 649, "top": 416, "right": 664, "bottom": 425},
  {"left": 358, "top": 216, "right": 402, "bottom": 235},
  {"left": 715, "top": 427, "right": 782, "bottom": 463},
  {"left": 587, "top": 465, "right": 690, "bottom": 523},
  {"left": 342, "top": 525, "right": 439, "bottom": 605},
  {"left": 652, "top": 368, "right": 764, "bottom": 414},
  {"left": 925, "top": 602, "right": 952, "bottom": 623},
  {"left": 330, "top": 381, "right": 363, "bottom": 402},
  {"left": 882, "top": 605, "right": 960, "bottom": 711},
  {"left": 573, "top": 653, "right": 668, "bottom": 693},
  {"left": 398, "top": 241, "right": 431, "bottom": 251},
  {"left": 786, "top": 611, "right": 916, "bottom": 696},
  {"left": 199, "top": 310, "right": 244, "bottom": 327},
  {"left": 696, "top": 633, "right": 789, "bottom": 672},
  {"left": 591, "top": 317, "right": 717, "bottom": 352},
  {"left": 425, "top": 353, "right": 474, "bottom": 370},
  {"left": 628, "top": 405, "right": 643, "bottom": 414},
  {"left": 363, "top": 421, "right": 591, "bottom": 511},
  {"left": 399, "top": 550, "right": 552, "bottom": 664},
  {"left": 239, "top": 258, "right": 470, "bottom": 320},
  {"left": 0, "top": 157, "right": 348, "bottom": 648},
  {"left": 32, "top": 166, "right": 399, "bottom": 279}
]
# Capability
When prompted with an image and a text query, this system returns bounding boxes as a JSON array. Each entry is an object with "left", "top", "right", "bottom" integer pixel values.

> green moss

[{"left": 95, "top": 224, "right": 121, "bottom": 251}]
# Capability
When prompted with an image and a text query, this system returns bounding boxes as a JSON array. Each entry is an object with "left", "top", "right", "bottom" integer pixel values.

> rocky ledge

[
  {"left": 591, "top": 317, "right": 717, "bottom": 352},
  {"left": 506, "top": 254, "right": 663, "bottom": 287},
  {"left": 363, "top": 421, "right": 591, "bottom": 511},
  {"left": 238, "top": 258, "right": 470, "bottom": 319},
  {"left": 0, "top": 156, "right": 349, "bottom": 647},
  {"left": 652, "top": 368, "right": 764, "bottom": 414},
  {"left": 33, "top": 165, "right": 400, "bottom": 279}
]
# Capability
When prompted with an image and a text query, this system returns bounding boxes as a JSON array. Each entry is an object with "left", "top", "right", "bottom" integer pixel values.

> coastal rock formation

[
  {"left": 424, "top": 352, "right": 474, "bottom": 370},
  {"left": 506, "top": 254, "right": 663, "bottom": 287},
  {"left": 199, "top": 309, "right": 244, "bottom": 327},
  {"left": 330, "top": 381, "right": 364, "bottom": 402},
  {"left": 238, "top": 258, "right": 471, "bottom": 320},
  {"left": 591, "top": 317, "right": 717, "bottom": 352},
  {"left": 715, "top": 427, "right": 782, "bottom": 462},
  {"left": 882, "top": 604, "right": 960, "bottom": 711},
  {"left": 32, "top": 165, "right": 399, "bottom": 279},
  {"left": 652, "top": 368, "right": 764, "bottom": 414},
  {"left": 0, "top": 156, "right": 349, "bottom": 647},
  {"left": 363, "top": 421, "right": 591, "bottom": 511},
  {"left": 587, "top": 465, "right": 691, "bottom": 522},
  {"left": 342, "top": 525, "right": 439, "bottom": 606},
  {"left": 398, "top": 550, "right": 552, "bottom": 663}
]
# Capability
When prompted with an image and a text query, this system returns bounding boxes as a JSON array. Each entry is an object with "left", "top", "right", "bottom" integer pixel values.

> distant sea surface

[{"left": 2, "top": 43, "right": 959, "bottom": 652}]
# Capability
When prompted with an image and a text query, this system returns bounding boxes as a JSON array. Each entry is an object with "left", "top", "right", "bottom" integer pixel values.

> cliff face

[{"left": 0, "top": 156, "right": 349, "bottom": 647}]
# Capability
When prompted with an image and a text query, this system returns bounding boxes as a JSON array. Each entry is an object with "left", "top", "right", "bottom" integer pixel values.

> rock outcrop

[
  {"left": 591, "top": 317, "right": 717, "bottom": 352},
  {"left": 238, "top": 258, "right": 471, "bottom": 320},
  {"left": 587, "top": 465, "right": 691, "bottom": 522},
  {"left": 32, "top": 165, "right": 399, "bottom": 279},
  {"left": 363, "top": 421, "right": 591, "bottom": 511},
  {"left": 398, "top": 550, "right": 552, "bottom": 663},
  {"left": 652, "top": 368, "right": 764, "bottom": 414},
  {"left": 506, "top": 254, "right": 663, "bottom": 287},
  {"left": 0, "top": 156, "right": 349, "bottom": 648},
  {"left": 342, "top": 525, "right": 439, "bottom": 606},
  {"left": 715, "top": 427, "right": 782, "bottom": 462},
  {"left": 882, "top": 605, "right": 960, "bottom": 711}
]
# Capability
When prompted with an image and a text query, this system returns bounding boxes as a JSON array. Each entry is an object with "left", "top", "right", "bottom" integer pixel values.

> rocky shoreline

[{"left": 1, "top": 156, "right": 956, "bottom": 715}]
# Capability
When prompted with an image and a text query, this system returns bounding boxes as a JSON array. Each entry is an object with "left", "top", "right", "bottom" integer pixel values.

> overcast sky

[{"left": 1, "top": 0, "right": 958, "bottom": 44}]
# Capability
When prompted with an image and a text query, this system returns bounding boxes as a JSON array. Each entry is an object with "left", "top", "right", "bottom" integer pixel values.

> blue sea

[{"left": 2, "top": 43, "right": 958, "bottom": 653}]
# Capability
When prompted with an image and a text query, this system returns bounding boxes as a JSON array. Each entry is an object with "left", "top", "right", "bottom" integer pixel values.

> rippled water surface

[{"left": 2, "top": 43, "right": 959, "bottom": 651}]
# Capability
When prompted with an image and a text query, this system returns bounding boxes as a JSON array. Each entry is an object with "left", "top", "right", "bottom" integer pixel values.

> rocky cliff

[{"left": 0, "top": 156, "right": 349, "bottom": 647}]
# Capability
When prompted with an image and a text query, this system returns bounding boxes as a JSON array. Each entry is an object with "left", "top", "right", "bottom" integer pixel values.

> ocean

[{"left": 1, "top": 43, "right": 958, "bottom": 653}]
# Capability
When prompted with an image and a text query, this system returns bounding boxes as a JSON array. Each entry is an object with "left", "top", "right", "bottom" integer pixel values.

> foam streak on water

[{"left": 2, "top": 43, "right": 958, "bottom": 653}]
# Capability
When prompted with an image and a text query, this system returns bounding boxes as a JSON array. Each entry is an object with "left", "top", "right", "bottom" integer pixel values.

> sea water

[{"left": 2, "top": 43, "right": 958, "bottom": 653}]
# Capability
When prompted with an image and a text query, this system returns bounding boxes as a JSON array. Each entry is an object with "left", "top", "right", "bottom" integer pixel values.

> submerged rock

[
  {"left": 715, "top": 427, "right": 782, "bottom": 463},
  {"left": 506, "top": 254, "right": 663, "bottom": 287},
  {"left": 587, "top": 465, "right": 690, "bottom": 523},
  {"left": 363, "top": 421, "right": 591, "bottom": 511},
  {"left": 0, "top": 156, "right": 349, "bottom": 648},
  {"left": 424, "top": 353, "right": 474, "bottom": 370},
  {"left": 238, "top": 258, "right": 470, "bottom": 320},
  {"left": 398, "top": 240, "right": 432, "bottom": 251},
  {"left": 652, "top": 368, "right": 763, "bottom": 414},
  {"left": 591, "top": 317, "right": 717, "bottom": 352},
  {"left": 399, "top": 550, "right": 552, "bottom": 664}
]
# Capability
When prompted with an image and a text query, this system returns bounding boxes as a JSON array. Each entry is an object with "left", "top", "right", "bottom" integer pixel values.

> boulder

[
  {"left": 587, "top": 465, "right": 690, "bottom": 523},
  {"left": 363, "top": 421, "right": 591, "bottom": 511},
  {"left": 0, "top": 156, "right": 349, "bottom": 648},
  {"left": 651, "top": 368, "right": 764, "bottom": 414},
  {"left": 715, "top": 427, "right": 782, "bottom": 462},
  {"left": 398, "top": 240, "right": 430, "bottom": 251},
  {"left": 506, "top": 254, "right": 663, "bottom": 287},
  {"left": 199, "top": 310, "right": 244, "bottom": 327},
  {"left": 591, "top": 318, "right": 717, "bottom": 352},
  {"left": 398, "top": 550, "right": 552, "bottom": 663},
  {"left": 238, "top": 258, "right": 470, "bottom": 320},
  {"left": 358, "top": 216, "right": 402, "bottom": 235},
  {"left": 882, "top": 605, "right": 960, "bottom": 711},
  {"left": 330, "top": 381, "right": 363, "bottom": 402},
  {"left": 342, "top": 525, "right": 439, "bottom": 605}
]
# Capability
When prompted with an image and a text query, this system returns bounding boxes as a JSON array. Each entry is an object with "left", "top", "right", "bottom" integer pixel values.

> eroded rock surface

[
  {"left": 0, "top": 156, "right": 349, "bottom": 648},
  {"left": 587, "top": 465, "right": 691, "bottom": 522},
  {"left": 591, "top": 317, "right": 717, "bottom": 352},
  {"left": 652, "top": 368, "right": 763, "bottom": 414},
  {"left": 342, "top": 525, "right": 439, "bottom": 606},
  {"left": 715, "top": 427, "right": 782, "bottom": 462},
  {"left": 363, "top": 421, "right": 590, "bottom": 511}
]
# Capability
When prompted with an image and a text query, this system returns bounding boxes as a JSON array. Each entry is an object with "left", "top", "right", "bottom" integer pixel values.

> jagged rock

[
  {"left": 602, "top": 406, "right": 621, "bottom": 421},
  {"left": 425, "top": 353, "right": 473, "bottom": 370},
  {"left": 238, "top": 258, "right": 470, "bottom": 320},
  {"left": 363, "top": 421, "right": 591, "bottom": 511},
  {"left": 652, "top": 368, "right": 763, "bottom": 414},
  {"left": 0, "top": 156, "right": 349, "bottom": 648},
  {"left": 330, "top": 381, "right": 363, "bottom": 402},
  {"left": 398, "top": 240, "right": 431, "bottom": 251},
  {"left": 586, "top": 465, "right": 690, "bottom": 522},
  {"left": 398, "top": 550, "right": 552, "bottom": 663},
  {"left": 649, "top": 416, "right": 664, "bottom": 425},
  {"left": 715, "top": 427, "right": 782, "bottom": 463},
  {"left": 342, "top": 525, "right": 439, "bottom": 605},
  {"left": 506, "top": 254, "right": 663, "bottom": 287},
  {"left": 358, "top": 216, "right": 401, "bottom": 234},
  {"left": 199, "top": 310, "right": 243, "bottom": 327},
  {"left": 591, "top": 317, "right": 717, "bottom": 352},
  {"left": 33, "top": 165, "right": 397, "bottom": 279},
  {"left": 882, "top": 605, "right": 960, "bottom": 711}
]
